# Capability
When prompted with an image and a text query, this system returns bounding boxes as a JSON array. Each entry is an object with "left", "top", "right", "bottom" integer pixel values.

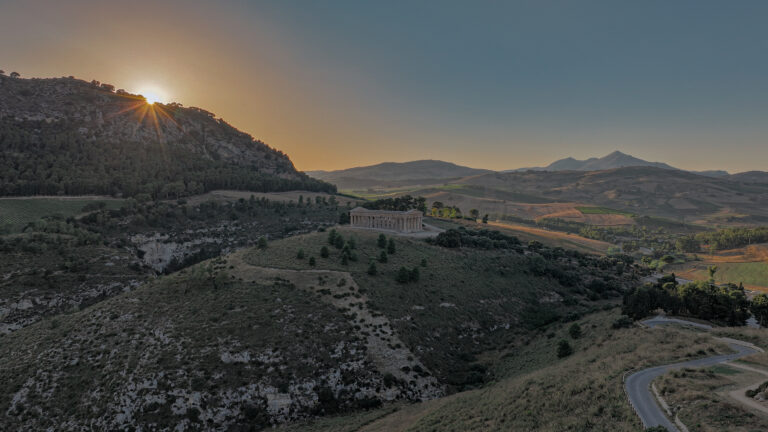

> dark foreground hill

[
  {"left": 0, "top": 227, "right": 636, "bottom": 430},
  {"left": 0, "top": 75, "right": 334, "bottom": 197}
]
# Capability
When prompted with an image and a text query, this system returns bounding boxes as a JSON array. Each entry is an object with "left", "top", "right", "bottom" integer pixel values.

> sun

[{"left": 134, "top": 84, "right": 167, "bottom": 105}]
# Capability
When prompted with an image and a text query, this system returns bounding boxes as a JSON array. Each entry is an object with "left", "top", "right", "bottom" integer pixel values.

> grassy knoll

[
  {"left": 280, "top": 310, "right": 733, "bottom": 432},
  {"left": 0, "top": 197, "right": 124, "bottom": 232}
]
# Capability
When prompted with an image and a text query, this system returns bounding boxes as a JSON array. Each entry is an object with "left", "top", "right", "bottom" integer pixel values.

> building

[{"left": 349, "top": 207, "right": 423, "bottom": 233}]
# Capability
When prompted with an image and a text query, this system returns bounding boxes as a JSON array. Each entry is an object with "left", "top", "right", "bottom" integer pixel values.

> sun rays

[{"left": 108, "top": 94, "right": 180, "bottom": 142}]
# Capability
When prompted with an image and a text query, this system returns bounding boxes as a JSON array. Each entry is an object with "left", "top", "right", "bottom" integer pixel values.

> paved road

[{"left": 625, "top": 317, "right": 760, "bottom": 431}]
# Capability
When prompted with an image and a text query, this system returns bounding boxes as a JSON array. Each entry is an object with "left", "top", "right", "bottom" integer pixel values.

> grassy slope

[
  {"left": 0, "top": 197, "right": 125, "bottom": 232},
  {"left": 244, "top": 228, "right": 593, "bottom": 383},
  {"left": 281, "top": 310, "right": 735, "bottom": 432}
]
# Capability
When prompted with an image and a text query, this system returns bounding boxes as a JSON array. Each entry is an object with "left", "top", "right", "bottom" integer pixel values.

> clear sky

[{"left": 1, "top": 0, "right": 767, "bottom": 172}]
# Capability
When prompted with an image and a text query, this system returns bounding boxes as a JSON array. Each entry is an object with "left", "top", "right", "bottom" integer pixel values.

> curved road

[{"left": 625, "top": 317, "right": 760, "bottom": 431}]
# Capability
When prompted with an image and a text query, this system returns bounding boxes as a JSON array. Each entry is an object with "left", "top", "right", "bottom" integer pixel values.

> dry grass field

[
  {"left": 487, "top": 221, "right": 613, "bottom": 255},
  {"left": 280, "top": 310, "right": 742, "bottom": 432}
]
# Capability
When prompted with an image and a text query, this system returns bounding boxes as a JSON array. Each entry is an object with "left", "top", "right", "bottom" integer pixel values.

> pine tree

[
  {"left": 377, "top": 234, "right": 387, "bottom": 248},
  {"left": 379, "top": 251, "right": 388, "bottom": 263},
  {"left": 387, "top": 238, "right": 396, "bottom": 254}
]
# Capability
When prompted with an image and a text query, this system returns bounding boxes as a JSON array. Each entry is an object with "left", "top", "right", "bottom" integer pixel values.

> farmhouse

[{"left": 349, "top": 207, "right": 423, "bottom": 233}]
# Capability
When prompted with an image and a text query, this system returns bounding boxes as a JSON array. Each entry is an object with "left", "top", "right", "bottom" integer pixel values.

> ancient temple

[{"left": 349, "top": 207, "right": 423, "bottom": 233}]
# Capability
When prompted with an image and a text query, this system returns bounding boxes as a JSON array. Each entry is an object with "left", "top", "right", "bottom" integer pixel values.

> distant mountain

[
  {"left": 308, "top": 160, "right": 491, "bottom": 190},
  {"left": 0, "top": 75, "right": 334, "bottom": 197},
  {"left": 509, "top": 151, "right": 677, "bottom": 172},
  {"left": 729, "top": 171, "right": 768, "bottom": 183}
]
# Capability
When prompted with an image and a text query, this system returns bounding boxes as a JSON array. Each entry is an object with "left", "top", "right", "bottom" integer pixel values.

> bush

[
  {"left": 387, "top": 238, "right": 396, "bottom": 254},
  {"left": 568, "top": 323, "right": 582, "bottom": 339},
  {"left": 309, "top": 257, "right": 316, "bottom": 266},
  {"left": 612, "top": 316, "right": 633, "bottom": 329},
  {"left": 377, "top": 234, "right": 387, "bottom": 249},
  {"left": 396, "top": 267, "right": 411, "bottom": 284},
  {"left": 367, "top": 262, "right": 377, "bottom": 276},
  {"left": 420, "top": 258, "right": 427, "bottom": 267},
  {"left": 378, "top": 251, "right": 388, "bottom": 263},
  {"left": 320, "top": 246, "right": 329, "bottom": 258},
  {"left": 257, "top": 237, "right": 268, "bottom": 249},
  {"left": 296, "top": 249, "right": 305, "bottom": 259},
  {"left": 557, "top": 340, "right": 573, "bottom": 358}
]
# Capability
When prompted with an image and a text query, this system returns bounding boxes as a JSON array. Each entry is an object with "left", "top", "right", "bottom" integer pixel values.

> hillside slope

[
  {"left": 0, "top": 75, "right": 334, "bottom": 197},
  {"left": 0, "top": 227, "right": 636, "bottom": 430},
  {"left": 308, "top": 160, "right": 491, "bottom": 189}
]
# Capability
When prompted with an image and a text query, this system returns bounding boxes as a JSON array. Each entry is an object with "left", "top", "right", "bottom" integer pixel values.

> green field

[
  {"left": 689, "top": 261, "right": 768, "bottom": 288},
  {"left": 0, "top": 197, "right": 125, "bottom": 232},
  {"left": 575, "top": 206, "right": 634, "bottom": 216}
]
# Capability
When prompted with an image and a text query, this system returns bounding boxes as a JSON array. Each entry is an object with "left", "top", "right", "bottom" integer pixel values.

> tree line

[{"left": 622, "top": 274, "right": 753, "bottom": 326}]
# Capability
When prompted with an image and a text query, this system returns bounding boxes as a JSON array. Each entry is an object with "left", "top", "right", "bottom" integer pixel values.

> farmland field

[
  {"left": 674, "top": 261, "right": 768, "bottom": 292},
  {"left": 575, "top": 206, "right": 634, "bottom": 216},
  {"left": 0, "top": 197, "right": 125, "bottom": 232}
]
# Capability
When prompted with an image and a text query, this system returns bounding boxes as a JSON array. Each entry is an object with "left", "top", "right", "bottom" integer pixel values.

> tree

[
  {"left": 328, "top": 229, "right": 338, "bottom": 245},
  {"left": 568, "top": 323, "right": 582, "bottom": 339},
  {"left": 396, "top": 266, "right": 411, "bottom": 284},
  {"left": 334, "top": 234, "right": 344, "bottom": 249},
  {"left": 470, "top": 209, "right": 480, "bottom": 220},
  {"left": 10, "top": 71, "right": 20, "bottom": 78},
  {"left": 377, "top": 234, "right": 387, "bottom": 249},
  {"left": 752, "top": 294, "right": 768, "bottom": 327},
  {"left": 338, "top": 212, "right": 350, "bottom": 225},
  {"left": 420, "top": 258, "right": 427, "bottom": 267},
  {"left": 379, "top": 251, "right": 388, "bottom": 263},
  {"left": 482, "top": 214, "right": 489, "bottom": 224},
  {"left": 320, "top": 246, "right": 330, "bottom": 258},
  {"left": 387, "top": 238, "right": 396, "bottom": 254},
  {"left": 257, "top": 237, "right": 268, "bottom": 249},
  {"left": 367, "top": 262, "right": 377, "bottom": 276},
  {"left": 409, "top": 267, "right": 420, "bottom": 282},
  {"left": 296, "top": 249, "right": 305, "bottom": 259},
  {"left": 309, "top": 257, "right": 316, "bottom": 266},
  {"left": 708, "top": 265, "right": 718, "bottom": 282},
  {"left": 341, "top": 254, "right": 349, "bottom": 265},
  {"left": 557, "top": 340, "right": 573, "bottom": 358}
]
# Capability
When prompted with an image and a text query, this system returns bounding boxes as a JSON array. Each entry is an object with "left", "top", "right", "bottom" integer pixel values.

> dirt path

[{"left": 725, "top": 362, "right": 768, "bottom": 416}]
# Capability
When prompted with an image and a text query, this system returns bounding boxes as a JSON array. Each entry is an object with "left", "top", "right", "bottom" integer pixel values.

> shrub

[
  {"left": 296, "top": 249, "right": 305, "bottom": 259},
  {"left": 320, "top": 246, "right": 329, "bottom": 258},
  {"left": 309, "top": 257, "right": 316, "bottom": 266},
  {"left": 379, "top": 251, "right": 388, "bottom": 263},
  {"left": 612, "top": 315, "right": 633, "bottom": 329},
  {"left": 387, "top": 239, "right": 396, "bottom": 254},
  {"left": 257, "top": 237, "right": 268, "bottom": 249},
  {"left": 420, "top": 258, "right": 427, "bottom": 267},
  {"left": 557, "top": 340, "right": 573, "bottom": 358},
  {"left": 568, "top": 323, "right": 582, "bottom": 339},
  {"left": 396, "top": 267, "right": 411, "bottom": 284},
  {"left": 367, "top": 262, "right": 377, "bottom": 276},
  {"left": 377, "top": 234, "right": 387, "bottom": 248}
]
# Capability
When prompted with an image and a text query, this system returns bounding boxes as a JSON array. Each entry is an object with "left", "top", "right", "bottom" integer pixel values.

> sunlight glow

[{"left": 134, "top": 84, "right": 168, "bottom": 105}]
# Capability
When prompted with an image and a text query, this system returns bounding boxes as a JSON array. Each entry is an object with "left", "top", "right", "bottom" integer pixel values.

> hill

[
  {"left": 0, "top": 75, "right": 334, "bottom": 198},
  {"left": 0, "top": 226, "right": 636, "bottom": 430},
  {"left": 308, "top": 160, "right": 491, "bottom": 190},
  {"left": 459, "top": 166, "right": 768, "bottom": 223},
  {"left": 729, "top": 171, "right": 768, "bottom": 184}
]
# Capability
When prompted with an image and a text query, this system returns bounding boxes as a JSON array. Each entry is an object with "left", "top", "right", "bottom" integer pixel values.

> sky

[{"left": 1, "top": 0, "right": 767, "bottom": 172}]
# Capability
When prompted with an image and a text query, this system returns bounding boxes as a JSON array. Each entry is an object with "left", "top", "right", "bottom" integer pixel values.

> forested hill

[{"left": 0, "top": 74, "right": 335, "bottom": 197}]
